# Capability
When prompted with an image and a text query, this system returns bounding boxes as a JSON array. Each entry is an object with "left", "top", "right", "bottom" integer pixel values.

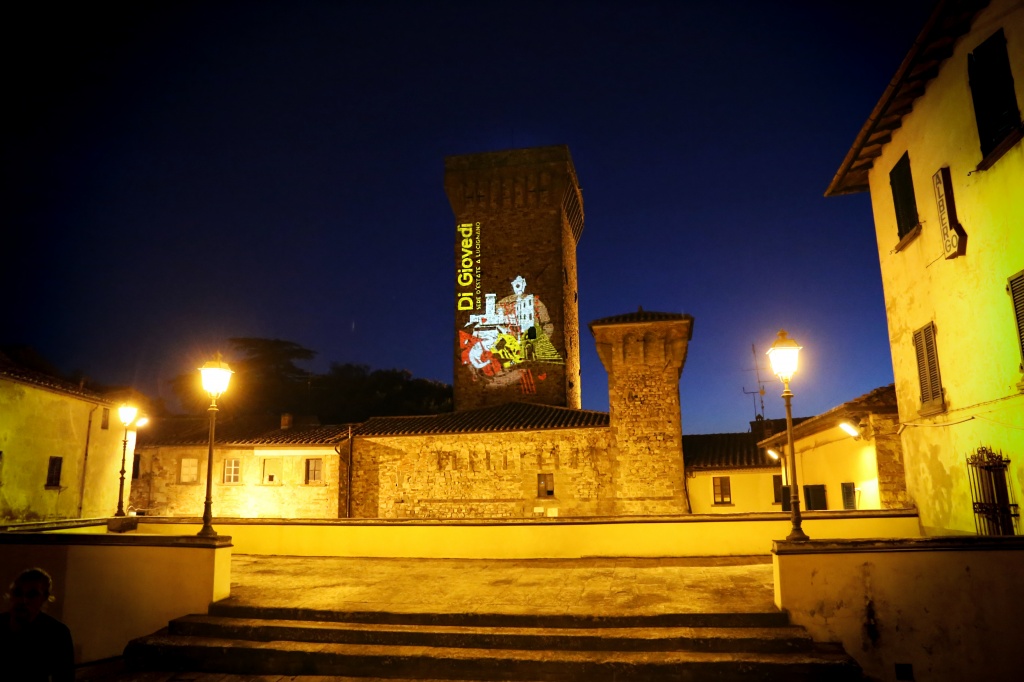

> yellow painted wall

[
  {"left": 865, "top": 0, "right": 1024, "bottom": 533},
  {"left": 775, "top": 540, "right": 1024, "bottom": 681},
  {"left": 135, "top": 513, "right": 921, "bottom": 558},
  {"left": 793, "top": 425, "right": 881, "bottom": 511},
  {"left": 0, "top": 539, "right": 230, "bottom": 663},
  {"left": 0, "top": 378, "right": 127, "bottom": 521},
  {"left": 689, "top": 469, "right": 779, "bottom": 514}
]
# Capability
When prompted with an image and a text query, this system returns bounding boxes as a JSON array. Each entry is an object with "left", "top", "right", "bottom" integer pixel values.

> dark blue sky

[{"left": 3, "top": 1, "right": 936, "bottom": 432}]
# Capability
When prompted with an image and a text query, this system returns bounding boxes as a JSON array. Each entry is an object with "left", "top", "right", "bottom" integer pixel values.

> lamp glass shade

[
  {"left": 199, "top": 360, "right": 233, "bottom": 397},
  {"left": 118, "top": 405, "right": 139, "bottom": 427},
  {"left": 767, "top": 448, "right": 780, "bottom": 460},
  {"left": 767, "top": 330, "right": 801, "bottom": 383},
  {"left": 135, "top": 417, "right": 149, "bottom": 428},
  {"left": 839, "top": 421, "right": 860, "bottom": 438}
]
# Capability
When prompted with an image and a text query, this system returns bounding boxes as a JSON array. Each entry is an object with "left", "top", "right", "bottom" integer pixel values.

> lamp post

[
  {"left": 115, "top": 404, "right": 142, "bottom": 517},
  {"left": 767, "top": 329, "right": 809, "bottom": 542},
  {"left": 198, "top": 355, "right": 233, "bottom": 537}
]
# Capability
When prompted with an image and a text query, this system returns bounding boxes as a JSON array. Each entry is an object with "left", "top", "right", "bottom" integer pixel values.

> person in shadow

[{"left": 0, "top": 568, "right": 74, "bottom": 682}]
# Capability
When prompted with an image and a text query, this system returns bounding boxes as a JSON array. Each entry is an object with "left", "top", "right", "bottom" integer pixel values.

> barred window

[
  {"left": 967, "top": 446, "right": 1019, "bottom": 536},
  {"left": 713, "top": 476, "right": 732, "bottom": 505},
  {"left": 223, "top": 458, "right": 241, "bottom": 484}
]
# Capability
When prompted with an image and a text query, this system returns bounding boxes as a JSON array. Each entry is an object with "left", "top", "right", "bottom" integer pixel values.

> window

[
  {"left": 45, "top": 457, "right": 63, "bottom": 488},
  {"left": 223, "top": 458, "right": 240, "bottom": 484},
  {"left": 304, "top": 458, "right": 323, "bottom": 484},
  {"left": 1009, "top": 270, "right": 1024, "bottom": 372},
  {"left": 781, "top": 485, "right": 792, "bottom": 512},
  {"left": 101, "top": 407, "right": 110, "bottom": 430},
  {"left": 537, "top": 473, "right": 554, "bottom": 497},
  {"left": 713, "top": 476, "right": 732, "bottom": 505},
  {"left": 968, "top": 29, "right": 1022, "bottom": 166},
  {"left": 804, "top": 484, "right": 828, "bottom": 511},
  {"left": 889, "top": 152, "right": 919, "bottom": 241},
  {"left": 967, "top": 445, "right": 1019, "bottom": 535},
  {"left": 261, "top": 458, "right": 282, "bottom": 484},
  {"left": 132, "top": 454, "right": 141, "bottom": 480},
  {"left": 773, "top": 475, "right": 784, "bottom": 504},
  {"left": 913, "top": 322, "right": 945, "bottom": 415},
  {"left": 179, "top": 458, "right": 199, "bottom": 484},
  {"left": 841, "top": 482, "right": 858, "bottom": 510}
]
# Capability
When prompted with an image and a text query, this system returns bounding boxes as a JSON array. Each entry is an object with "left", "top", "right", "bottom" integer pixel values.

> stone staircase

[{"left": 124, "top": 601, "right": 863, "bottom": 681}]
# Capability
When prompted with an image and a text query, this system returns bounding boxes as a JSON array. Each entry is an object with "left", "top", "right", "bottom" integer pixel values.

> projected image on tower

[{"left": 455, "top": 222, "right": 563, "bottom": 395}]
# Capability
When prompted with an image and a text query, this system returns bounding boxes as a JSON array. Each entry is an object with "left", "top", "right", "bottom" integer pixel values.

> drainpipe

[
  {"left": 347, "top": 426, "right": 354, "bottom": 518},
  {"left": 76, "top": 404, "right": 98, "bottom": 518}
]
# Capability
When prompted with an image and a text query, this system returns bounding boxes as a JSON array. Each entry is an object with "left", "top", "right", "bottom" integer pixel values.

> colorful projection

[{"left": 456, "top": 222, "right": 562, "bottom": 394}]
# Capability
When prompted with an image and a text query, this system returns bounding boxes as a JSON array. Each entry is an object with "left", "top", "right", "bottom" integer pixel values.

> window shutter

[
  {"left": 781, "top": 485, "right": 791, "bottom": 512},
  {"left": 889, "top": 152, "right": 919, "bottom": 238},
  {"left": 1009, "top": 271, "right": 1024, "bottom": 368},
  {"left": 804, "top": 484, "right": 828, "bottom": 511},
  {"left": 969, "top": 30, "right": 1021, "bottom": 158},
  {"left": 913, "top": 322, "right": 944, "bottom": 409},
  {"left": 841, "top": 482, "right": 857, "bottom": 510}
]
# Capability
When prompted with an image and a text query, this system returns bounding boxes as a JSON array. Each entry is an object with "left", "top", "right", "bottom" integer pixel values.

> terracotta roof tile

[
  {"left": 353, "top": 402, "right": 609, "bottom": 437},
  {"left": 0, "top": 356, "right": 110, "bottom": 403},
  {"left": 589, "top": 309, "right": 694, "bottom": 330},
  {"left": 683, "top": 432, "right": 774, "bottom": 470}
]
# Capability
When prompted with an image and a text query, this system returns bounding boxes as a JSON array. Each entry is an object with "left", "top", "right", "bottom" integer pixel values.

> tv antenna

[{"left": 743, "top": 343, "right": 767, "bottom": 421}]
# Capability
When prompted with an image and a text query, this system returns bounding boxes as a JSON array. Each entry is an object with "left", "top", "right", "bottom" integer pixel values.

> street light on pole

[
  {"left": 115, "top": 404, "right": 144, "bottom": 517},
  {"left": 198, "top": 354, "right": 233, "bottom": 537},
  {"left": 767, "top": 329, "right": 808, "bottom": 542}
]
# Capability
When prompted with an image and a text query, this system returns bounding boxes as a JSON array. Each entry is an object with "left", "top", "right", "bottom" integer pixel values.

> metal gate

[{"left": 966, "top": 446, "right": 1019, "bottom": 536}]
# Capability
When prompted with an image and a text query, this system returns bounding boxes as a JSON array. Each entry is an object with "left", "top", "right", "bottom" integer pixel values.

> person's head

[
  {"left": 6, "top": 568, "right": 54, "bottom": 625},
  {"left": 511, "top": 276, "right": 526, "bottom": 295}
]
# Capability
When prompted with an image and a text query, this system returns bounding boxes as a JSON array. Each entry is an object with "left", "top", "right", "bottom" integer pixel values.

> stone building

[{"left": 825, "top": 0, "right": 1023, "bottom": 535}]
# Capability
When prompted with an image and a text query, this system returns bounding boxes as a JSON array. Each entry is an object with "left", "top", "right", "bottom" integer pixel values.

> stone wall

[
  {"left": 872, "top": 413, "right": 911, "bottom": 509},
  {"left": 132, "top": 445, "right": 339, "bottom": 519},
  {"left": 351, "top": 427, "right": 614, "bottom": 518}
]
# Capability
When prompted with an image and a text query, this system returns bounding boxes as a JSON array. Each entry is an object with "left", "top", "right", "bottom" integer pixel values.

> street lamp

[
  {"left": 198, "top": 354, "right": 233, "bottom": 537},
  {"left": 115, "top": 404, "right": 145, "bottom": 517},
  {"left": 767, "top": 329, "right": 809, "bottom": 542}
]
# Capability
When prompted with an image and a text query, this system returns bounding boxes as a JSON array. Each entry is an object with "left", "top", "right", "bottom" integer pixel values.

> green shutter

[
  {"left": 913, "top": 322, "right": 944, "bottom": 410},
  {"left": 1009, "top": 270, "right": 1024, "bottom": 369},
  {"left": 890, "top": 152, "right": 919, "bottom": 239}
]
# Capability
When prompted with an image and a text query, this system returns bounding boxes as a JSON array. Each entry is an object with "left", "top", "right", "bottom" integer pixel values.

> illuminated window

[
  {"left": 101, "top": 408, "right": 110, "bottom": 430},
  {"left": 713, "top": 476, "right": 731, "bottom": 505},
  {"left": 304, "top": 458, "right": 323, "bottom": 484},
  {"left": 132, "top": 454, "right": 141, "bottom": 480},
  {"left": 261, "top": 458, "right": 282, "bottom": 485},
  {"left": 773, "top": 475, "right": 784, "bottom": 504},
  {"left": 1009, "top": 270, "right": 1024, "bottom": 370},
  {"left": 537, "top": 473, "right": 554, "bottom": 497},
  {"left": 913, "top": 322, "right": 945, "bottom": 415},
  {"left": 179, "top": 458, "right": 199, "bottom": 484},
  {"left": 223, "top": 458, "right": 241, "bottom": 484},
  {"left": 968, "top": 29, "right": 1022, "bottom": 166},
  {"left": 804, "top": 484, "right": 828, "bottom": 511},
  {"left": 45, "top": 457, "right": 63, "bottom": 488},
  {"left": 889, "top": 152, "right": 919, "bottom": 240},
  {"left": 841, "top": 482, "right": 858, "bottom": 510}
]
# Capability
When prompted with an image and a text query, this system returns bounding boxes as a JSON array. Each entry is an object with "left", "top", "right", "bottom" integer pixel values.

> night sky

[{"left": 3, "top": 1, "right": 938, "bottom": 433}]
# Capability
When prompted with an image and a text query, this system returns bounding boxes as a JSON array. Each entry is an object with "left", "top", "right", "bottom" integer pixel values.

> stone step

[
  {"left": 124, "top": 633, "right": 863, "bottom": 681},
  {"left": 208, "top": 600, "right": 793, "bottom": 629},
  {"left": 170, "top": 614, "right": 819, "bottom": 654}
]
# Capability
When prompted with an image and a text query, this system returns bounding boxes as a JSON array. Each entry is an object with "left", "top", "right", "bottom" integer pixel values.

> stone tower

[
  {"left": 590, "top": 310, "right": 694, "bottom": 515},
  {"left": 445, "top": 146, "right": 583, "bottom": 412}
]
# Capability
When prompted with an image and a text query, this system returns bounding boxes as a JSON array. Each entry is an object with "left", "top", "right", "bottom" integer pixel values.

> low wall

[
  {"left": 136, "top": 510, "right": 920, "bottom": 558},
  {"left": 773, "top": 536, "right": 1024, "bottom": 682},
  {"left": 0, "top": 532, "right": 232, "bottom": 663}
]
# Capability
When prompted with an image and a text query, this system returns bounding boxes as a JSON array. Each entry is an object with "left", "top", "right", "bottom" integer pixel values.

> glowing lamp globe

[
  {"left": 118, "top": 404, "right": 139, "bottom": 428},
  {"left": 199, "top": 358, "right": 233, "bottom": 397},
  {"left": 767, "top": 330, "right": 802, "bottom": 384}
]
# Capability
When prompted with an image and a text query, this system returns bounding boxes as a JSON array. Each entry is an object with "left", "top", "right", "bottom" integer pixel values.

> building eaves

[
  {"left": 757, "top": 384, "right": 898, "bottom": 447},
  {"left": 0, "top": 362, "right": 111, "bottom": 404},
  {"left": 140, "top": 416, "right": 354, "bottom": 447},
  {"left": 825, "top": 0, "right": 989, "bottom": 196},
  {"left": 683, "top": 432, "right": 775, "bottom": 470},
  {"left": 353, "top": 402, "right": 609, "bottom": 437}
]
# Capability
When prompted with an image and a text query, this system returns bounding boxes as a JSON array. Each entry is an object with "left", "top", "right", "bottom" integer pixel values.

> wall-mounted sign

[{"left": 933, "top": 167, "right": 967, "bottom": 259}]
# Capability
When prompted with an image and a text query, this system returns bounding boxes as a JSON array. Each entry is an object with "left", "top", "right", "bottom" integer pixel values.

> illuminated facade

[
  {"left": 827, "top": 0, "right": 1024, "bottom": 534},
  {"left": 446, "top": 146, "right": 583, "bottom": 411}
]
